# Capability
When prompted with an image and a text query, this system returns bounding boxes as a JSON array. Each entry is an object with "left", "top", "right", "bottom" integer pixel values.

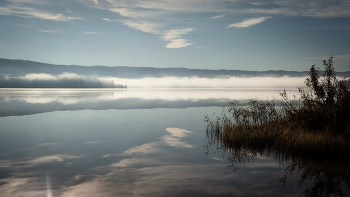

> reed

[{"left": 204, "top": 56, "right": 350, "bottom": 161}]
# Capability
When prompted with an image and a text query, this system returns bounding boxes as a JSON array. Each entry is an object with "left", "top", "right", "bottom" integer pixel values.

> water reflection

[
  {"left": 0, "top": 88, "right": 299, "bottom": 117},
  {"left": 205, "top": 126, "right": 350, "bottom": 197},
  {"left": 0, "top": 88, "right": 311, "bottom": 196}
]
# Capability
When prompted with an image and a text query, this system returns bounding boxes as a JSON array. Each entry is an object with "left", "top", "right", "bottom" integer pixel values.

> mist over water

[
  {"left": 0, "top": 72, "right": 308, "bottom": 89},
  {"left": 0, "top": 73, "right": 125, "bottom": 88},
  {"left": 105, "top": 76, "right": 305, "bottom": 88}
]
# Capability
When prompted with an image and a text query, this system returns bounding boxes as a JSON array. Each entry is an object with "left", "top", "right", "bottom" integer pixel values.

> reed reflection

[{"left": 204, "top": 124, "right": 350, "bottom": 197}]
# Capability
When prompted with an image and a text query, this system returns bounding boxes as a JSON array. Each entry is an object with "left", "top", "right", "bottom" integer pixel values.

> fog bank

[
  {"left": 0, "top": 73, "right": 126, "bottom": 88},
  {"left": 105, "top": 76, "right": 306, "bottom": 88}
]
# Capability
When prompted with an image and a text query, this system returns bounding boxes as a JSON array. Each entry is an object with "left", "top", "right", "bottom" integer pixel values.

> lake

[{"left": 0, "top": 88, "right": 348, "bottom": 197}]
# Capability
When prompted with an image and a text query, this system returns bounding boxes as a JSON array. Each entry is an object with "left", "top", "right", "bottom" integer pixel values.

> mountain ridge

[{"left": 1, "top": 58, "right": 349, "bottom": 78}]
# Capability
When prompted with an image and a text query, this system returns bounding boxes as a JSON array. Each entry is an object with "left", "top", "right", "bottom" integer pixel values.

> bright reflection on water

[{"left": 0, "top": 88, "right": 331, "bottom": 196}]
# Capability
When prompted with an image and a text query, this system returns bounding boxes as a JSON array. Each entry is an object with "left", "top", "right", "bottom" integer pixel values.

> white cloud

[
  {"left": 109, "top": 7, "right": 159, "bottom": 18},
  {"left": 39, "top": 142, "right": 58, "bottom": 146},
  {"left": 162, "top": 28, "right": 194, "bottom": 41},
  {"left": 104, "top": 18, "right": 193, "bottom": 48},
  {"left": 273, "top": 0, "right": 350, "bottom": 17},
  {"left": 212, "top": 14, "right": 224, "bottom": 19},
  {"left": 246, "top": 9, "right": 280, "bottom": 14},
  {"left": 162, "top": 28, "right": 194, "bottom": 48},
  {"left": 83, "top": 141, "right": 101, "bottom": 144},
  {"left": 83, "top": 31, "right": 101, "bottom": 35},
  {"left": 102, "top": 18, "right": 113, "bottom": 22},
  {"left": 0, "top": 6, "right": 84, "bottom": 21},
  {"left": 8, "top": 0, "right": 46, "bottom": 5},
  {"left": 82, "top": 0, "right": 350, "bottom": 21},
  {"left": 165, "top": 39, "right": 192, "bottom": 48},
  {"left": 250, "top": 2, "right": 266, "bottom": 6},
  {"left": 64, "top": 8, "right": 73, "bottom": 14},
  {"left": 227, "top": 16, "right": 272, "bottom": 28},
  {"left": 38, "top": 29, "right": 61, "bottom": 33},
  {"left": 333, "top": 55, "right": 350, "bottom": 60},
  {"left": 104, "top": 18, "right": 160, "bottom": 34},
  {"left": 122, "top": 20, "right": 160, "bottom": 34}
]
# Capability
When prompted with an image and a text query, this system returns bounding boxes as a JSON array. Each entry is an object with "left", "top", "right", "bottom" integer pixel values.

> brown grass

[{"left": 205, "top": 56, "right": 350, "bottom": 161}]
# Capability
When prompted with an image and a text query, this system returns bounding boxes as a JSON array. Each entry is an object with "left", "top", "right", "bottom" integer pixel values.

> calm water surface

[{"left": 0, "top": 88, "right": 348, "bottom": 197}]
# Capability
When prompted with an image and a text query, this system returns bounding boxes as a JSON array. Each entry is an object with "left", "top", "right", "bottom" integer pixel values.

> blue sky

[{"left": 0, "top": 0, "right": 349, "bottom": 71}]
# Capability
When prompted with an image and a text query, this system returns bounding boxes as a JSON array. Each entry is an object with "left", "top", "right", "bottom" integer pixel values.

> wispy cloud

[
  {"left": 104, "top": 18, "right": 193, "bottom": 48},
  {"left": 83, "top": 31, "right": 102, "bottom": 35},
  {"left": 123, "top": 20, "right": 161, "bottom": 34},
  {"left": 274, "top": 0, "right": 350, "bottom": 17},
  {"left": 38, "top": 142, "right": 58, "bottom": 146},
  {"left": 246, "top": 9, "right": 280, "bottom": 14},
  {"left": 9, "top": 22, "right": 33, "bottom": 29},
  {"left": 298, "top": 55, "right": 350, "bottom": 61},
  {"left": 307, "top": 25, "right": 350, "bottom": 29},
  {"left": 162, "top": 28, "right": 194, "bottom": 48},
  {"left": 0, "top": 6, "right": 84, "bottom": 21},
  {"left": 10, "top": 22, "right": 62, "bottom": 33},
  {"left": 212, "top": 14, "right": 224, "bottom": 19},
  {"left": 109, "top": 7, "right": 159, "bottom": 18},
  {"left": 332, "top": 55, "right": 350, "bottom": 60},
  {"left": 8, "top": 0, "right": 47, "bottom": 5},
  {"left": 162, "top": 28, "right": 193, "bottom": 41},
  {"left": 83, "top": 141, "right": 101, "bottom": 144},
  {"left": 103, "top": 18, "right": 160, "bottom": 34},
  {"left": 64, "top": 8, "right": 73, "bottom": 14},
  {"left": 250, "top": 2, "right": 266, "bottom": 6},
  {"left": 227, "top": 16, "right": 272, "bottom": 28},
  {"left": 102, "top": 18, "right": 113, "bottom": 22},
  {"left": 38, "top": 29, "right": 61, "bottom": 33}
]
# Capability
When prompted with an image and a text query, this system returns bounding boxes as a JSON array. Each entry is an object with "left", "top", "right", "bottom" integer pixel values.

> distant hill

[{"left": 1, "top": 58, "right": 349, "bottom": 78}]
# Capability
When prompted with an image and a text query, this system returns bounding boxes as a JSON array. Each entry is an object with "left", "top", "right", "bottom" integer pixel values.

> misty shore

[{"left": 0, "top": 75, "right": 127, "bottom": 88}]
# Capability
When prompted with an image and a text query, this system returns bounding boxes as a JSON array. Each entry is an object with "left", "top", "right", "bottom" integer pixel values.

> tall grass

[
  {"left": 205, "top": 100, "right": 350, "bottom": 162},
  {"left": 204, "top": 56, "right": 350, "bottom": 161},
  {"left": 204, "top": 57, "right": 350, "bottom": 196}
]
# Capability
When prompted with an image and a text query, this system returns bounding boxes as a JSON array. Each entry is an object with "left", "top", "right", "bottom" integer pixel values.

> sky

[{"left": 0, "top": 0, "right": 349, "bottom": 71}]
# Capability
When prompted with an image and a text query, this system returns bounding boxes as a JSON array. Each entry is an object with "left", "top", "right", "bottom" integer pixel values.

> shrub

[
  {"left": 283, "top": 56, "right": 350, "bottom": 135},
  {"left": 204, "top": 56, "right": 350, "bottom": 163}
]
